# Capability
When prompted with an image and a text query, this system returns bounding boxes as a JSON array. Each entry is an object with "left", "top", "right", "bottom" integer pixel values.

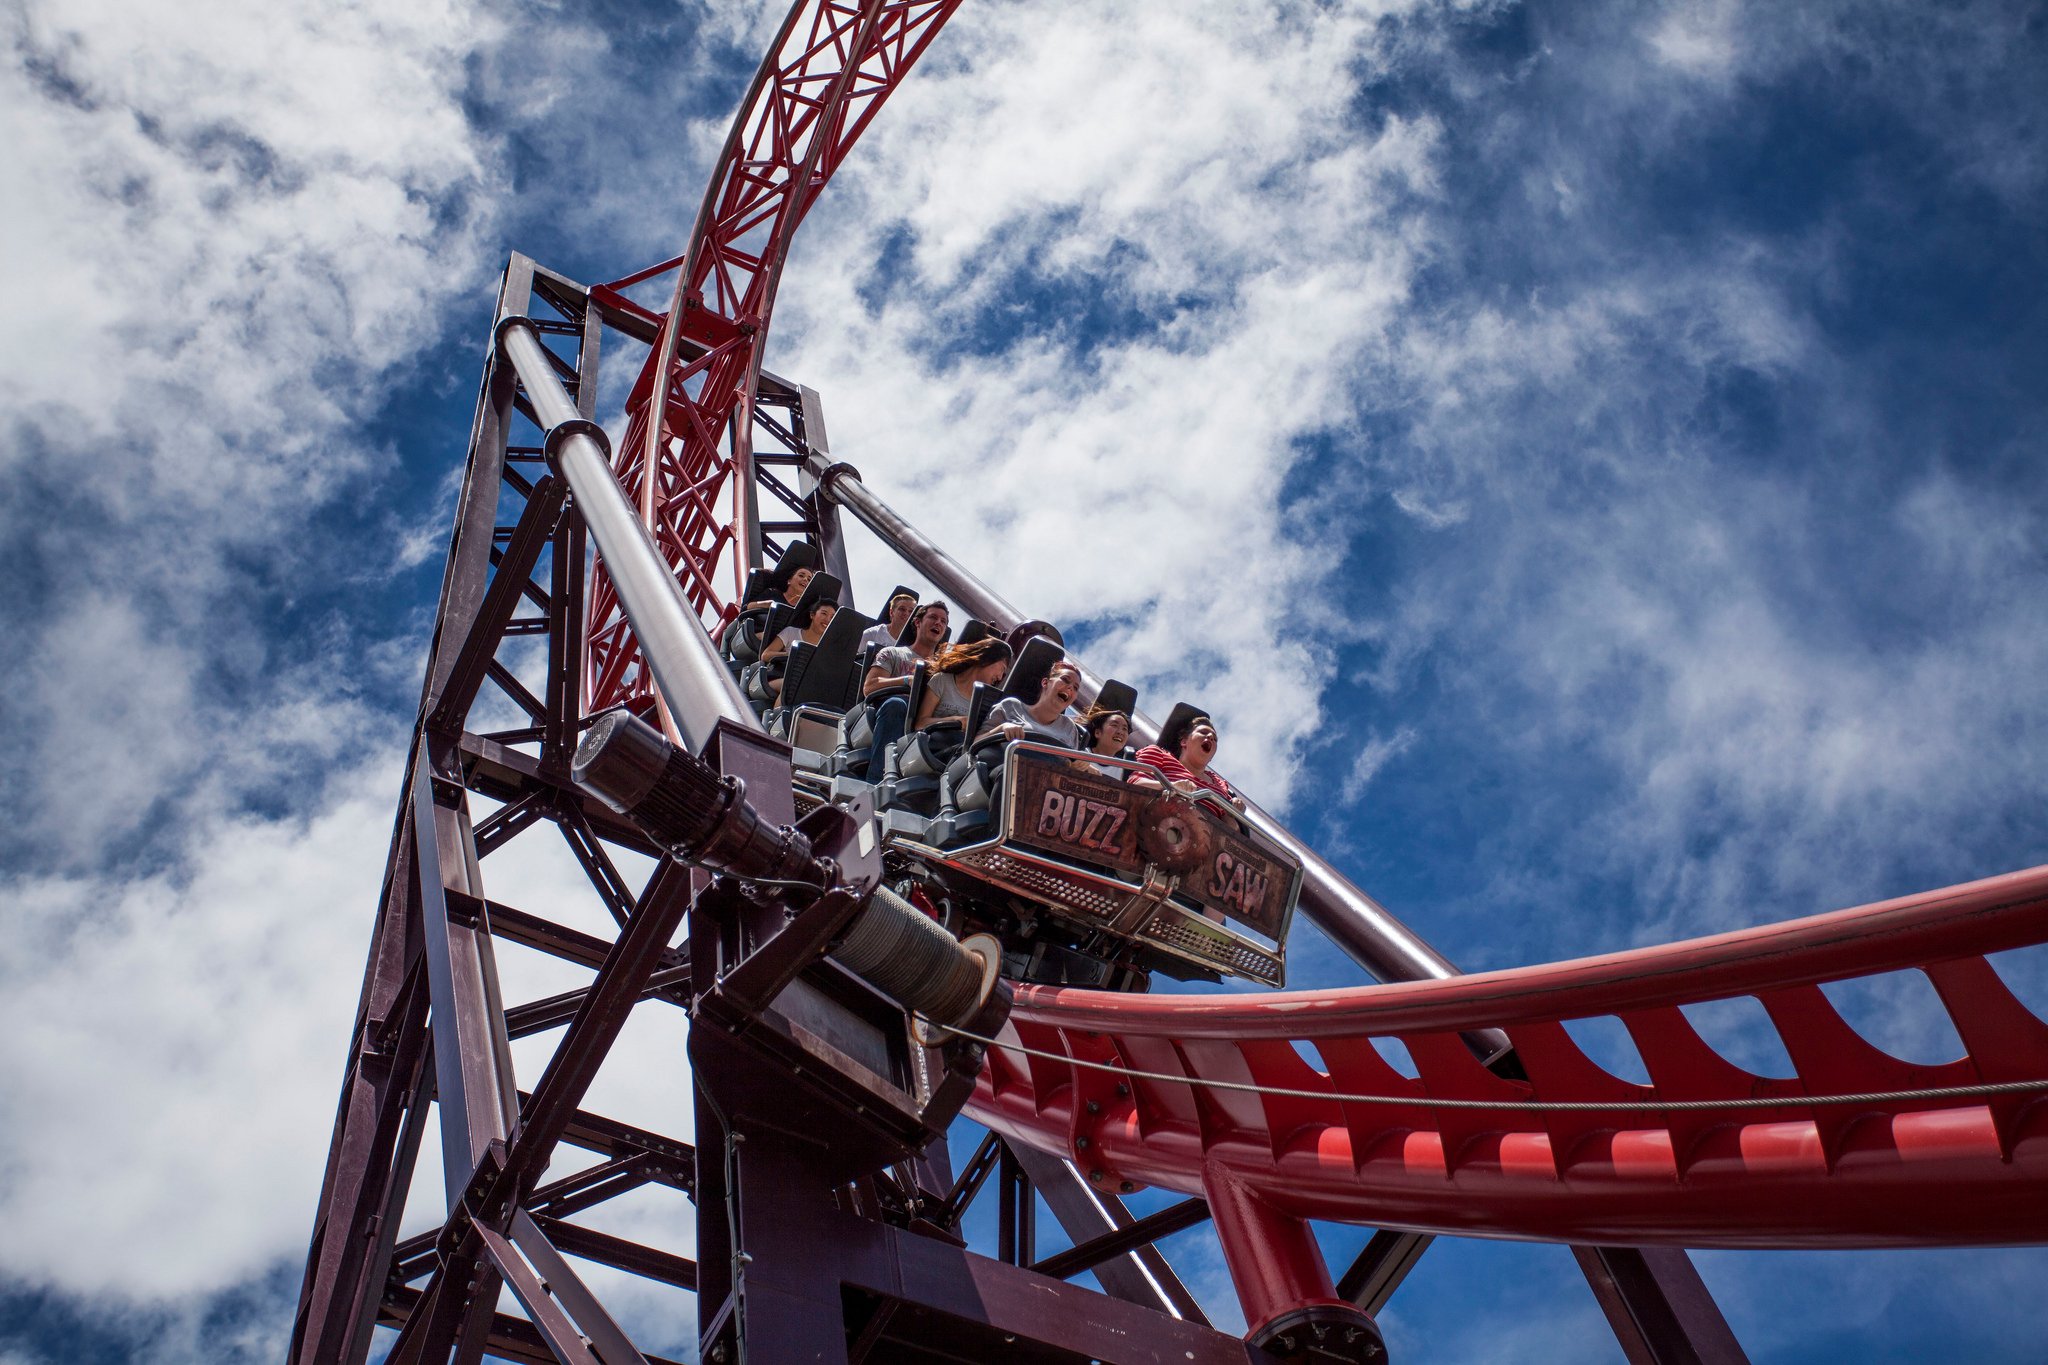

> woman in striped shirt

[{"left": 1132, "top": 703, "right": 1244, "bottom": 809}]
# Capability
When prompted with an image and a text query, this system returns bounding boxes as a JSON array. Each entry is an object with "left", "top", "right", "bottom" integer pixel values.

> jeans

[{"left": 866, "top": 695, "right": 908, "bottom": 778}]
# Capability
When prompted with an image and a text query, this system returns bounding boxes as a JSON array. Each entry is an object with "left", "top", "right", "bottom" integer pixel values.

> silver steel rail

[
  {"left": 809, "top": 455, "right": 1468, "bottom": 989},
  {"left": 499, "top": 318, "right": 758, "bottom": 753}
]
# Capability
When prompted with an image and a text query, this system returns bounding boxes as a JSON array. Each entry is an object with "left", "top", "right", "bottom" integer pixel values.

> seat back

[
  {"left": 958, "top": 618, "right": 992, "bottom": 646},
  {"left": 1094, "top": 678, "right": 1139, "bottom": 716},
  {"left": 1002, "top": 635, "right": 1066, "bottom": 704},
  {"left": 780, "top": 641, "right": 818, "bottom": 713},
  {"left": 785, "top": 606, "right": 870, "bottom": 712},
  {"left": 960, "top": 681, "right": 1001, "bottom": 748},
  {"left": 722, "top": 607, "right": 771, "bottom": 666},
  {"left": 901, "top": 661, "right": 931, "bottom": 731},
  {"left": 762, "top": 601, "right": 798, "bottom": 646}
]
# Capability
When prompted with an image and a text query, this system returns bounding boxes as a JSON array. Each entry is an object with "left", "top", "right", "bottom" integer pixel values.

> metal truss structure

[{"left": 292, "top": 5, "right": 2048, "bottom": 1363}]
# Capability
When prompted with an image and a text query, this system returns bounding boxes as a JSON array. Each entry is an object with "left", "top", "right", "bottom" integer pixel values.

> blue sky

[{"left": 3, "top": 0, "right": 2047, "bottom": 1361}]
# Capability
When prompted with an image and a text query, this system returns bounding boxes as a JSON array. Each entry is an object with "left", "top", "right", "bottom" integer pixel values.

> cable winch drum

[
  {"left": 832, "top": 886, "right": 999, "bottom": 1029},
  {"left": 573, "top": 710, "right": 1000, "bottom": 1027}
]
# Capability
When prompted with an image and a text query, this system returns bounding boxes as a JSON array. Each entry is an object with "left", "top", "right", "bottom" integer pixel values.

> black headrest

[
  {"left": 884, "top": 584, "right": 919, "bottom": 608},
  {"left": 1156, "top": 701, "right": 1212, "bottom": 757},
  {"left": 763, "top": 602, "right": 797, "bottom": 641},
  {"left": 785, "top": 607, "right": 871, "bottom": 711},
  {"left": 1005, "top": 619, "right": 1064, "bottom": 654},
  {"left": 1002, "top": 636, "right": 1066, "bottom": 702},
  {"left": 957, "top": 618, "right": 992, "bottom": 647},
  {"left": 771, "top": 540, "right": 821, "bottom": 585},
  {"left": 1093, "top": 679, "right": 1138, "bottom": 716},
  {"left": 740, "top": 568, "right": 777, "bottom": 605}
]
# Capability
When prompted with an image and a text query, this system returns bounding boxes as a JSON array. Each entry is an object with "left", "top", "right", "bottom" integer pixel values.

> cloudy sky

[{"left": 4, "top": 0, "right": 2047, "bottom": 1360}]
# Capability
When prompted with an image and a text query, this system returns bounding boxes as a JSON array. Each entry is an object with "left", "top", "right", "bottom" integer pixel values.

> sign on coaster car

[{"left": 935, "top": 744, "right": 1303, "bottom": 986}]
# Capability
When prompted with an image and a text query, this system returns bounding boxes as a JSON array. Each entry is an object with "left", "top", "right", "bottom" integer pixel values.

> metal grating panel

[
  {"left": 943, "top": 845, "right": 1284, "bottom": 984},
  {"left": 952, "top": 848, "right": 1127, "bottom": 917},
  {"left": 1141, "top": 914, "right": 1283, "bottom": 985}
]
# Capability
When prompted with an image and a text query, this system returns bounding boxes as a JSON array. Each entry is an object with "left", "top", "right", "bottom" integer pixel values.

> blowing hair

[{"left": 932, "top": 637, "right": 1012, "bottom": 676}]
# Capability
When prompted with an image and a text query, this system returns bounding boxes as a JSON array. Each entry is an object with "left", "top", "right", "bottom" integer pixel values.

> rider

[
  {"left": 859, "top": 586, "right": 918, "bottom": 654},
  {"left": 1075, "top": 702, "right": 1133, "bottom": 780},
  {"left": 757, "top": 598, "right": 837, "bottom": 699},
  {"left": 864, "top": 601, "right": 949, "bottom": 695},
  {"left": 745, "top": 563, "right": 814, "bottom": 613},
  {"left": 1133, "top": 703, "right": 1243, "bottom": 808},
  {"left": 860, "top": 601, "right": 951, "bottom": 774},
  {"left": 980, "top": 660, "right": 1083, "bottom": 748},
  {"left": 914, "top": 638, "right": 1013, "bottom": 731}
]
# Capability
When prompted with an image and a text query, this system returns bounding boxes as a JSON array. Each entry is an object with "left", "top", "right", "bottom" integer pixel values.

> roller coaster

[{"left": 291, "top": 4, "right": 2048, "bottom": 1362}]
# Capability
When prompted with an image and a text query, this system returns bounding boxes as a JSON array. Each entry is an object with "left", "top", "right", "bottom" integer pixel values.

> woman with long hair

[{"left": 913, "top": 637, "right": 1012, "bottom": 731}]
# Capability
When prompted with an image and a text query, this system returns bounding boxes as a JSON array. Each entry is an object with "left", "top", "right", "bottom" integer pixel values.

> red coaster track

[
  {"left": 584, "top": 0, "right": 963, "bottom": 716},
  {"left": 972, "top": 866, "right": 2048, "bottom": 1248}
]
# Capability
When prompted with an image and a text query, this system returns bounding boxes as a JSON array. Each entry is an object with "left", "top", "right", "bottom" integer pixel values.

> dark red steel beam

[
  {"left": 1007, "top": 1141, "right": 1212, "bottom": 1325},
  {"left": 1028, "top": 1196, "right": 1211, "bottom": 1282},
  {"left": 505, "top": 964, "right": 692, "bottom": 1039},
  {"left": 425, "top": 474, "right": 563, "bottom": 736},
  {"left": 536, "top": 1216, "right": 701, "bottom": 1290},
  {"left": 491, "top": 858, "right": 698, "bottom": 1203},
  {"left": 380, "top": 1285, "right": 689, "bottom": 1365},
  {"left": 1574, "top": 1246, "right": 1749, "bottom": 1365}
]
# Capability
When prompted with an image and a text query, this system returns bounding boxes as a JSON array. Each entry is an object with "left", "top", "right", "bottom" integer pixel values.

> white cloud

[
  {"left": 0, "top": 757, "right": 397, "bottom": 1298},
  {"left": 768, "top": 0, "right": 1447, "bottom": 807},
  {"left": 0, "top": 0, "right": 503, "bottom": 865},
  {"left": 1342, "top": 726, "right": 1419, "bottom": 802},
  {"left": 1646, "top": 1, "right": 1739, "bottom": 80}
]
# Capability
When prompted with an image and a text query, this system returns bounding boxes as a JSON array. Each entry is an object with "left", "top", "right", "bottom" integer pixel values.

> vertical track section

[{"left": 582, "top": 0, "right": 967, "bottom": 716}]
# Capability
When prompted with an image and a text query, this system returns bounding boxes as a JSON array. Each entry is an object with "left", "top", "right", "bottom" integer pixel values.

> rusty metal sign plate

[{"left": 1004, "top": 749, "right": 1296, "bottom": 940}]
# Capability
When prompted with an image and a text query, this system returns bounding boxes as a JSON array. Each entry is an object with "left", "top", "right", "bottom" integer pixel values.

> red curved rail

[
  {"left": 967, "top": 866, "right": 2048, "bottom": 1248},
  {"left": 584, "top": 0, "right": 966, "bottom": 714}
]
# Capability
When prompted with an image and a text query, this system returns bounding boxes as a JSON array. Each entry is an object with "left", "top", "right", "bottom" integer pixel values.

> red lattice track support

[
  {"left": 970, "top": 866, "right": 2048, "bottom": 1249},
  {"left": 583, "top": 0, "right": 965, "bottom": 717}
]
